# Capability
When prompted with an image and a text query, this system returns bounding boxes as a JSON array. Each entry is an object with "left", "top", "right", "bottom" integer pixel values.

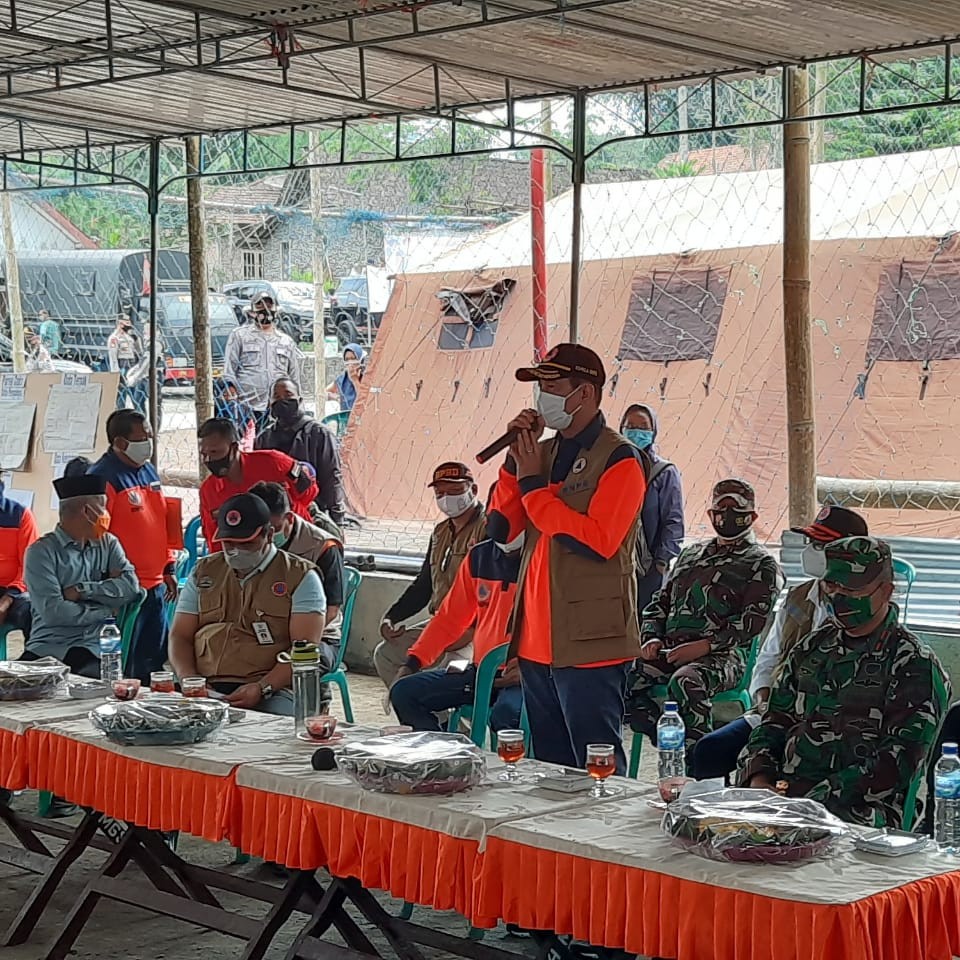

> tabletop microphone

[
  {"left": 476, "top": 428, "right": 519, "bottom": 465},
  {"left": 311, "top": 747, "right": 338, "bottom": 771}
]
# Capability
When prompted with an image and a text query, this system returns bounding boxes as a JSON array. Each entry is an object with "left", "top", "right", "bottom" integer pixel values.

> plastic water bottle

[
  {"left": 657, "top": 701, "right": 687, "bottom": 801},
  {"left": 98, "top": 619, "right": 123, "bottom": 684},
  {"left": 935, "top": 742, "right": 960, "bottom": 853},
  {"left": 291, "top": 640, "right": 323, "bottom": 739}
]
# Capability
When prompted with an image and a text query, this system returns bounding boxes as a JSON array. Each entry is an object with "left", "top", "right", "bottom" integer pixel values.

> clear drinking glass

[
  {"left": 585, "top": 743, "right": 616, "bottom": 798},
  {"left": 180, "top": 677, "right": 208, "bottom": 698},
  {"left": 150, "top": 671, "right": 175, "bottom": 694},
  {"left": 496, "top": 729, "right": 526, "bottom": 782}
]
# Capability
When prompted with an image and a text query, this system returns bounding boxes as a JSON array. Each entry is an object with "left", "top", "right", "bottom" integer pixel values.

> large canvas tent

[{"left": 342, "top": 147, "right": 960, "bottom": 542}]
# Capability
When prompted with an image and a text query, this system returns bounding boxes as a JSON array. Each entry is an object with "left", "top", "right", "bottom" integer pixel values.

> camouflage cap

[
  {"left": 712, "top": 478, "right": 755, "bottom": 510},
  {"left": 822, "top": 536, "right": 893, "bottom": 589}
]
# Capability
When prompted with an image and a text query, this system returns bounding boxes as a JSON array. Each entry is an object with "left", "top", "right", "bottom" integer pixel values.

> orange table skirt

[
  {"left": 234, "top": 786, "right": 483, "bottom": 917},
  {"left": 26, "top": 729, "right": 231, "bottom": 841},
  {"left": 0, "top": 728, "right": 27, "bottom": 790},
  {"left": 475, "top": 838, "right": 960, "bottom": 960}
]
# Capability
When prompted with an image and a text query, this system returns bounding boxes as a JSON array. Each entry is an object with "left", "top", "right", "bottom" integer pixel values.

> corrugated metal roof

[{"left": 1, "top": 1, "right": 959, "bottom": 156}]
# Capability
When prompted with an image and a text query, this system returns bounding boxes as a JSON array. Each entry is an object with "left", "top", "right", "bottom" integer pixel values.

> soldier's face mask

[
  {"left": 824, "top": 582, "right": 883, "bottom": 631},
  {"left": 801, "top": 542, "right": 828, "bottom": 577},
  {"left": 711, "top": 507, "right": 754, "bottom": 541}
]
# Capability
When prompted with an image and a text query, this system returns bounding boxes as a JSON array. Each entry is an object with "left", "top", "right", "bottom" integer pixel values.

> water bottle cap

[
  {"left": 663, "top": 701, "right": 679, "bottom": 713},
  {"left": 944, "top": 742, "right": 959, "bottom": 756},
  {"left": 105, "top": 618, "right": 116, "bottom": 625},
  {"left": 290, "top": 639, "right": 320, "bottom": 663}
]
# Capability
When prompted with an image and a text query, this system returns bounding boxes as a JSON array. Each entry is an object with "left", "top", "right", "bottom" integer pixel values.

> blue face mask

[{"left": 624, "top": 428, "right": 654, "bottom": 450}]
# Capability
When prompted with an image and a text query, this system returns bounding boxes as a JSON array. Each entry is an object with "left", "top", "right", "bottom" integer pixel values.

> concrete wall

[{"left": 344, "top": 570, "right": 413, "bottom": 675}]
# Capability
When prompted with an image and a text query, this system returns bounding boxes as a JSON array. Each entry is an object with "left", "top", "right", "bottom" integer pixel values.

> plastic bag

[
  {"left": 90, "top": 697, "right": 228, "bottom": 746},
  {"left": 0, "top": 658, "right": 69, "bottom": 701},
  {"left": 661, "top": 787, "right": 849, "bottom": 864},
  {"left": 337, "top": 730, "right": 485, "bottom": 795}
]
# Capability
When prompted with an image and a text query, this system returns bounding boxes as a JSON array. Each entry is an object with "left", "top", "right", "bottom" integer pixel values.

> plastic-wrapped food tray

[
  {"left": 662, "top": 787, "right": 849, "bottom": 864},
  {"left": 89, "top": 697, "right": 228, "bottom": 746},
  {"left": 0, "top": 658, "right": 69, "bottom": 701},
  {"left": 337, "top": 731, "right": 485, "bottom": 795}
]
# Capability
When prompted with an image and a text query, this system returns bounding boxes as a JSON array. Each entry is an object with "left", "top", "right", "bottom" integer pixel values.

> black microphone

[
  {"left": 311, "top": 747, "right": 338, "bottom": 771},
  {"left": 476, "top": 428, "right": 519, "bottom": 465}
]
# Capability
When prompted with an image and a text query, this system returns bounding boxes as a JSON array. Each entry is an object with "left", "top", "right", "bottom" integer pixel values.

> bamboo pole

[
  {"left": 817, "top": 477, "right": 960, "bottom": 511},
  {"left": 1, "top": 192, "right": 25, "bottom": 373},
  {"left": 185, "top": 137, "right": 213, "bottom": 460},
  {"left": 783, "top": 67, "right": 816, "bottom": 528},
  {"left": 309, "top": 129, "right": 327, "bottom": 416}
]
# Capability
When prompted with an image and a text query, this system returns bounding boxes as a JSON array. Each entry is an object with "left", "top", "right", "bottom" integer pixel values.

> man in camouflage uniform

[
  {"left": 628, "top": 479, "right": 782, "bottom": 763},
  {"left": 739, "top": 536, "right": 950, "bottom": 829}
]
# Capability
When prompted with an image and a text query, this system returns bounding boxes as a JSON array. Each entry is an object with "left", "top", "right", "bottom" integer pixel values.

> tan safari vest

[
  {"left": 427, "top": 503, "right": 486, "bottom": 615},
  {"left": 510, "top": 424, "right": 642, "bottom": 667},
  {"left": 194, "top": 549, "right": 313, "bottom": 683},
  {"left": 769, "top": 580, "right": 818, "bottom": 685}
]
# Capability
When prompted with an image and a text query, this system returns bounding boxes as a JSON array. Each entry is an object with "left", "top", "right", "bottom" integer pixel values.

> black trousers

[
  {"left": 1, "top": 587, "right": 32, "bottom": 641},
  {"left": 20, "top": 646, "right": 100, "bottom": 678}
]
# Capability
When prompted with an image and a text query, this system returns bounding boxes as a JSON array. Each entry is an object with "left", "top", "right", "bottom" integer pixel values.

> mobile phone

[
  {"left": 853, "top": 829, "right": 928, "bottom": 857},
  {"left": 539, "top": 768, "right": 594, "bottom": 794}
]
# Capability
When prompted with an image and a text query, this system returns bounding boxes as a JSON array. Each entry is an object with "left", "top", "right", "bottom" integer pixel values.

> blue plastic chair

[
  {"left": 321, "top": 411, "right": 350, "bottom": 439},
  {"left": 0, "top": 623, "right": 13, "bottom": 659},
  {"left": 892, "top": 557, "right": 917, "bottom": 625},
  {"left": 628, "top": 633, "right": 762, "bottom": 779},
  {"left": 446, "top": 642, "right": 529, "bottom": 749},
  {"left": 319, "top": 566, "right": 361, "bottom": 723},
  {"left": 180, "top": 515, "right": 205, "bottom": 582}
]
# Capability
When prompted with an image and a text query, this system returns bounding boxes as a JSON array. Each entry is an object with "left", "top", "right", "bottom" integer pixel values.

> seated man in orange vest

[
  {"left": 169, "top": 492, "right": 326, "bottom": 715},
  {"left": 388, "top": 531, "right": 525, "bottom": 734},
  {"left": 0, "top": 481, "right": 39, "bottom": 641}
]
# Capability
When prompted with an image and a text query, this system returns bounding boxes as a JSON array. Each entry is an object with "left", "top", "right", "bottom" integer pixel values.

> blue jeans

[
  {"left": 690, "top": 716, "right": 753, "bottom": 780},
  {"left": 519, "top": 659, "right": 630, "bottom": 775},
  {"left": 127, "top": 584, "right": 168, "bottom": 683},
  {"left": 390, "top": 665, "right": 523, "bottom": 734}
]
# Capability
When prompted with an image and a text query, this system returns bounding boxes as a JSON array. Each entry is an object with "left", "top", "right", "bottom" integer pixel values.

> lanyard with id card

[{"left": 252, "top": 617, "right": 275, "bottom": 645}]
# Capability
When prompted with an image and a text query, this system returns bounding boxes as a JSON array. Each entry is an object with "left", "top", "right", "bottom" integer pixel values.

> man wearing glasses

[{"left": 375, "top": 461, "right": 486, "bottom": 688}]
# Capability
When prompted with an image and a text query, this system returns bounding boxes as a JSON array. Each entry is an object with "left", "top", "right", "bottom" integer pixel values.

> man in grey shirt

[{"left": 23, "top": 473, "right": 140, "bottom": 678}]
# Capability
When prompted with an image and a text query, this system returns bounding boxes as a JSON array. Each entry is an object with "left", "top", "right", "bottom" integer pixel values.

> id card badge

[{"left": 252, "top": 621, "right": 275, "bottom": 645}]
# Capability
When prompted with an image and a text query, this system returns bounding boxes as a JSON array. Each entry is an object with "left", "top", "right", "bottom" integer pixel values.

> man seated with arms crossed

[
  {"left": 169, "top": 492, "right": 326, "bottom": 715},
  {"left": 629, "top": 478, "right": 781, "bottom": 768},
  {"left": 738, "top": 536, "right": 949, "bottom": 828},
  {"left": 374, "top": 461, "right": 486, "bottom": 687},
  {"left": 249, "top": 481, "right": 345, "bottom": 707},
  {"left": 691, "top": 505, "right": 868, "bottom": 780},
  {"left": 389, "top": 528, "right": 525, "bottom": 735},
  {"left": 23, "top": 473, "right": 140, "bottom": 677}
]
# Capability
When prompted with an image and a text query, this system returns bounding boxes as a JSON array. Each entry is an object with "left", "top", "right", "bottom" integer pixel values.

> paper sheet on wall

[
  {"left": 0, "top": 403, "right": 35, "bottom": 470},
  {"left": 0, "top": 374, "right": 26, "bottom": 402},
  {"left": 49, "top": 452, "right": 72, "bottom": 511},
  {"left": 42, "top": 383, "right": 102, "bottom": 453}
]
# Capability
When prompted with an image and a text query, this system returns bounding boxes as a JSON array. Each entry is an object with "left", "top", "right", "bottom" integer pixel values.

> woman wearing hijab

[
  {"left": 620, "top": 403, "right": 686, "bottom": 613},
  {"left": 327, "top": 342, "right": 366, "bottom": 413}
]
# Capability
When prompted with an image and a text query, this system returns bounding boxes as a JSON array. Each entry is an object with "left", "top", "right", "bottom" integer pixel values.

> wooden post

[
  {"left": 569, "top": 90, "right": 587, "bottom": 344},
  {"left": 185, "top": 136, "right": 213, "bottom": 468},
  {"left": 1, "top": 192, "right": 25, "bottom": 373},
  {"left": 783, "top": 66, "right": 816, "bottom": 528},
  {"left": 530, "top": 147, "right": 548, "bottom": 361},
  {"left": 309, "top": 129, "right": 327, "bottom": 417}
]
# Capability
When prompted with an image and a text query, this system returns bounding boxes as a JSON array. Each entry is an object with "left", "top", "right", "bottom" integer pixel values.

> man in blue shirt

[
  {"left": 169, "top": 492, "right": 326, "bottom": 716},
  {"left": 23, "top": 473, "right": 140, "bottom": 677}
]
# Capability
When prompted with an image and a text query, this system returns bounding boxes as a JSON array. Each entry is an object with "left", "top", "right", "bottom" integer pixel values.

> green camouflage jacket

[
  {"left": 640, "top": 537, "right": 782, "bottom": 654},
  {"left": 738, "top": 604, "right": 950, "bottom": 828}
]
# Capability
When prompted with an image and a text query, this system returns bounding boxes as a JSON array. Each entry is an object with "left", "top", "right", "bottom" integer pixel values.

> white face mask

[
  {"left": 495, "top": 532, "right": 525, "bottom": 554},
  {"left": 801, "top": 543, "right": 828, "bottom": 578},
  {"left": 437, "top": 490, "right": 475, "bottom": 518},
  {"left": 534, "top": 383, "right": 582, "bottom": 430},
  {"left": 120, "top": 438, "right": 153, "bottom": 466},
  {"left": 223, "top": 542, "right": 268, "bottom": 573}
]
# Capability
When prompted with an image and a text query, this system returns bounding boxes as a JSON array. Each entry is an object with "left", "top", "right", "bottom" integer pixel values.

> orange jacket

[
  {"left": 0, "top": 495, "right": 38, "bottom": 592},
  {"left": 488, "top": 414, "right": 646, "bottom": 666},
  {"left": 89, "top": 450, "right": 175, "bottom": 588},
  {"left": 407, "top": 539, "right": 520, "bottom": 670}
]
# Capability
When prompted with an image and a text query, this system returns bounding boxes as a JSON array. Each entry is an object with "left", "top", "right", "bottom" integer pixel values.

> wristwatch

[{"left": 258, "top": 681, "right": 274, "bottom": 700}]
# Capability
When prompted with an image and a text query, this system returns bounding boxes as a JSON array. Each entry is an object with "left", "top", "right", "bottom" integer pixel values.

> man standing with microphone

[{"left": 488, "top": 343, "right": 646, "bottom": 774}]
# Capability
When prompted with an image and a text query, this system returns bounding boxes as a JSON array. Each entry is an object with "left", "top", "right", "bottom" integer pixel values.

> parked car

[
  {"left": 330, "top": 269, "right": 392, "bottom": 345},
  {"left": 222, "top": 279, "right": 331, "bottom": 343},
  {"left": 154, "top": 292, "right": 240, "bottom": 386}
]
